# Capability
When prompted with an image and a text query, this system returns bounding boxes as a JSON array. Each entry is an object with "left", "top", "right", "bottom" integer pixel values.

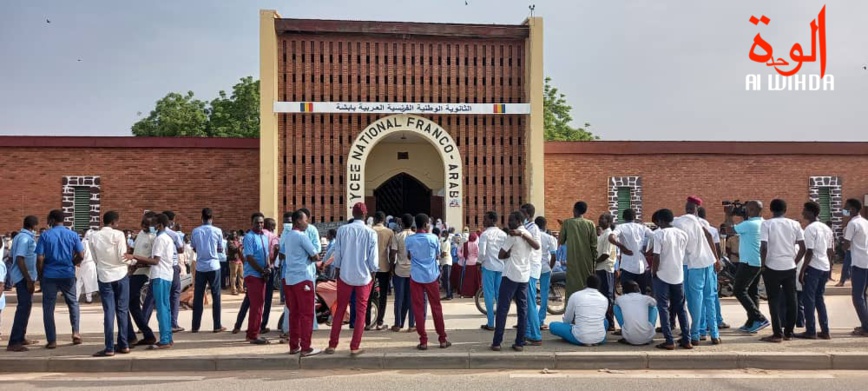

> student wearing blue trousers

[
  {"left": 550, "top": 275, "right": 609, "bottom": 346},
  {"left": 672, "top": 196, "right": 721, "bottom": 345},
  {"left": 614, "top": 281, "right": 657, "bottom": 346},
  {"left": 520, "top": 204, "right": 544, "bottom": 344},
  {"left": 478, "top": 211, "right": 507, "bottom": 330},
  {"left": 534, "top": 216, "right": 557, "bottom": 329}
]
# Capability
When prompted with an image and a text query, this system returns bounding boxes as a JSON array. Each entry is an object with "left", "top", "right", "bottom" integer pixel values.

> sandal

[
  {"left": 92, "top": 350, "right": 115, "bottom": 357},
  {"left": 417, "top": 344, "right": 428, "bottom": 351},
  {"left": 72, "top": 335, "right": 83, "bottom": 345},
  {"left": 540, "top": 324, "right": 549, "bottom": 330}
]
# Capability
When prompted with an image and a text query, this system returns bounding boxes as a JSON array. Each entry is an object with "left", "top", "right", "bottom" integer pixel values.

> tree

[
  {"left": 543, "top": 76, "right": 597, "bottom": 141},
  {"left": 207, "top": 77, "right": 260, "bottom": 138},
  {"left": 131, "top": 91, "right": 209, "bottom": 137},
  {"left": 131, "top": 77, "right": 260, "bottom": 138}
]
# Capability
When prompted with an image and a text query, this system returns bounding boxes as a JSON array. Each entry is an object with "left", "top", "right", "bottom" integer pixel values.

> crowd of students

[{"left": 1, "top": 194, "right": 867, "bottom": 356}]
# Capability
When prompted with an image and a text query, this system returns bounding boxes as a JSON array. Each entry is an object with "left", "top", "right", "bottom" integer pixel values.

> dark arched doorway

[{"left": 373, "top": 173, "right": 433, "bottom": 218}]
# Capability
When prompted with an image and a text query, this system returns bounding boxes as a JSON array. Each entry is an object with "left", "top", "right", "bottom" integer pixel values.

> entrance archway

[
  {"left": 373, "top": 173, "right": 433, "bottom": 218},
  {"left": 346, "top": 114, "right": 463, "bottom": 227}
]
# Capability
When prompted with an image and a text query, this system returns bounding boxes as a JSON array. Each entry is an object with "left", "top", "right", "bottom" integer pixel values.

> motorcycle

[{"left": 315, "top": 273, "right": 381, "bottom": 328}]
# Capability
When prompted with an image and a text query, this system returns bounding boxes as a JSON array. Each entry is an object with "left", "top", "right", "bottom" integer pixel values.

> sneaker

[
  {"left": 301, "top": 348, "right": 322, "bottom": 357},
  {"left": 748, "top": 319, "right": 770, "bottom": 334},
  {"left": 738, "top": 325, "right": 750, "bottom": 333}
]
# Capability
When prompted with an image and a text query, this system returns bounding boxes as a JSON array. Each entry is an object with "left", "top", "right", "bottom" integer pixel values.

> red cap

[
  {"left": 687, "top": 196, "right": 703, "bottom": 206},
  {"left": 352, "top": 202, "right": 367, "bottom": 216}
]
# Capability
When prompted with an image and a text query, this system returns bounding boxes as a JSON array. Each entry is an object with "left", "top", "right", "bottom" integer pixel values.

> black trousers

[
  {"left": 734, "top": 263, "right": 764, "bottom": 325},
  {"left": 762, "top": 268, "right": 797, "bottom": 337},
  {"left": 366, "top": 272, "right": 391, "bottom": 326}
]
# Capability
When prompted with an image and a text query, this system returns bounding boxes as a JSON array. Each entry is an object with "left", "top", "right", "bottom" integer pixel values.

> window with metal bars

[
  {"left": 73, "top": 187, "right": 91, "bottom": 231},
  {"left": 818, "top": 187, "right": 832, "bottom": 222},
  {"left": 616, "top": 187, "right": 632, "bottom": 222}
]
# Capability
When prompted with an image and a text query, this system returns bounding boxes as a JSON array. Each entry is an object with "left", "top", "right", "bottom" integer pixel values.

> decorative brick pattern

[
  {"left": 61, "top": 176, "right": 101, "bottom": 230},
  {"left": 809, "top": 176, "right": 843, "bottom": 238},
  {"left": 277, "top": 30, "right": 529, "bottom": 230},
  {"left": 608, "top": 176, "right": 643, "bottom": 223}
]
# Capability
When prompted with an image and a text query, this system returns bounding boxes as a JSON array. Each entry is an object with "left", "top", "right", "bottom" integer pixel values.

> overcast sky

[{"left": 1, "top": 0, "right": 865, "bottom": 140}]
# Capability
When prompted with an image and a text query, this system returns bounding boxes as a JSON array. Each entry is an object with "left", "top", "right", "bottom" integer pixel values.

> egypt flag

[
  {"left": 299, "top": 102, "right": 314, "bottom": 112},
  {"left": 493, "top": 103, "right": 506, "bottom": 114}
]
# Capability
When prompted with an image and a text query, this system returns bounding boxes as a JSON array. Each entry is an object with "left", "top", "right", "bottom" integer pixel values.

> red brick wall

[
  {"left": 544, "top": 141, "right": 868, "bottom": 230},
  {"left": 276, "top": 21, "right": 529, "bottom": 229},
  {"left": 0, "top": 138, "right": 259, "bottom": 235}
]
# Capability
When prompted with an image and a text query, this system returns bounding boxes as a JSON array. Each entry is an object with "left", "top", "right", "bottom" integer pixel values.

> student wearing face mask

[{"left": 126, "top": 213, "right": 158, "bottom": 347}]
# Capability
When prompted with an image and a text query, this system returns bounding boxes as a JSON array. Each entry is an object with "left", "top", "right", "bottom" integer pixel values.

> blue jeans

[
  {"left": 653, "top": 276, "right": 690, "bottom": 345},
  {"left": 152, "top": 278, "right": 173, "bottom": 345},
  {"left": 538, "top": 272, "right": 551, "bottom": 325},
  {"left": 392, "top": 275, "right": 416, "bottom": 328},
  {"left": 98, "top": 277, "right": 130, "bottom": 352},
  {"left": 41, "top": 277, "right": 80, "bottom": 343},
  {"left": 842, "top": 251, "right": 852, "bottom": 283},
  {"left": 192, "top": 270, "right": 222, "bottom": 331},
  {"left": 596, "top": 270, "right": 615, "bottom": 328},
  {"left": 481, "top": 268, "right": 502, "bottom": 328},
  {"left": 550, "top": 320, "right": 609, "bottom": 345},
  {"left": 8, "top": 280, "right": 34, "bottom": 346},
  {"left": 851, "top": 266, "right": 868, "bottom": 330},
  {"left": 802, "top": 267, "right": 829, "bottom": 335},
  {"left": 171, "top": 265, "right": 181, "bottom": 329},
  {"left": 686, "top": 265, "right": 718, "bottom": 340},
  {"left": 526, "top": 277, "right": 542, "bottom": 341},
  {"left": 440, "top": 265, "right": 452, "bottom": 298},
  {"left": 492, "top": 277, "right": 528, "bottom": 347},
  {"left": 127, "top": 274, "right": 155, "bottom": 342}
]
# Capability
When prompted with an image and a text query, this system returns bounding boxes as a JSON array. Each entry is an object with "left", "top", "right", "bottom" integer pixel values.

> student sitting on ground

[
  {"left": 549, "top": 274, "right": 608, "bottom": 346},
  {"left": 614, "top": 280, "right": 657, "bottom": 345}
]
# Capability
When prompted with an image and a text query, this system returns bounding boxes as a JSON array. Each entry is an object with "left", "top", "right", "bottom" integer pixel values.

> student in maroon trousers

[{"left": 406, "top": 213, "right": 452, "bottom": 350}]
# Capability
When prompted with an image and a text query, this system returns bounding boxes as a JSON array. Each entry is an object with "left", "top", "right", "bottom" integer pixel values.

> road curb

[{"left": 0, "top": 351, "right": 865, "bottom": 372}]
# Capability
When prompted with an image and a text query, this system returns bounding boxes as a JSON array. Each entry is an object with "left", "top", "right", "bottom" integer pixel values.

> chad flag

[
  {"left": 299, "top": 102, "right": 314, "bottom": 112},
  {"left": 493, "top": 103, "right": 506, "bottom": 114}
]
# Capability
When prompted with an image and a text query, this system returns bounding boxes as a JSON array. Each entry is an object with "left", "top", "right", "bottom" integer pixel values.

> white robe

[{"left": 76, "top": 238, "right": 98, "bottom": 298}]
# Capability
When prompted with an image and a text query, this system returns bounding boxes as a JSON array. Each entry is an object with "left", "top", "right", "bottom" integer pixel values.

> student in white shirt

[
  {"left": 673, "top": 196, "right": 721, "bottom": 345},
  {"left": 609, "top": 209, "right": 653, "bottom": 294},
  {"left": 490, "top": 211, "right": 540, "bottom": 352},
  {"left": 759, "top": 199, "right": 805, "bottom": 343},
  {"left": 698, "top": 207, "right": 729, "bottom": 331},
  {"left": 535, "top": 216, "right": 558, "bottom": 330},
  {"left": 595, "top": 213, "right": 616, "bottom": 330},
  {"left": 651, "top": 209, "right": 692, "bottom": 350},
  {"left": 796, "top": 201, "right": 834, "bottom": 340},
  {"left": 614, "top": 280, "right": 657, "bottom": 345},
  {"left": 479, "top": 211, "right": 507, "bottom": 330},
  {"left": 89, "top": 211, "right": 133, "bottom": 356},
  {"left": 843, "top": 198, "right": 868, "bottom": 336},
  {"left": 125, "top": 213, "right": 176, "bottom": 349},
  {"left": 550, "top": 274, "right": 609, "bottom": 346},
  {"left": 520, "top": 203, "right": 544, "bottom": 345}
]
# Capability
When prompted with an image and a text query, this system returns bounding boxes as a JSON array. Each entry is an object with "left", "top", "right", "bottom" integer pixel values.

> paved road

[{"left": 2, "top": 370, "right": 866, "bottom": 391}]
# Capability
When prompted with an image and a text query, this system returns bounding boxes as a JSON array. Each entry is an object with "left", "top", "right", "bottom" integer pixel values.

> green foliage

[
  {"left": 208, "top": 77, "right": 260, "bottom": 138},
  {"left": 543, "top": 77, "right": 597, "bottom": 141},
  {"left": 131, "top": 91, "right": 209, "bottom": 137},
  {"left": 132, "top": 77, "right": 260, "bottom": 138}
]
